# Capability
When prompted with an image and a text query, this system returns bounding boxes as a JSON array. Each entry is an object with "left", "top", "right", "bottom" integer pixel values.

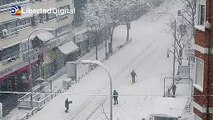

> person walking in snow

[
  {"left": 172, "top": 84, "right": 177, "bottom": 97},
  {"left": 131, "top": 70, "right": 137, "bottom": 83},
  {"left": 65, "top": 98, "right": 72, "bottom": 112},
  {"left": 113, "top": 90, "right": 118, "bottom": 105}
]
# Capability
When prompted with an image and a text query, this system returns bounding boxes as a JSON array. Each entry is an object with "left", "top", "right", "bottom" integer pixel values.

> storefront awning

[
  {"left": 36, "top": 32, "right": 54, "bottom": 42},
  {"left": 58, "top": 41, "right": 79, "bottom": 55}
]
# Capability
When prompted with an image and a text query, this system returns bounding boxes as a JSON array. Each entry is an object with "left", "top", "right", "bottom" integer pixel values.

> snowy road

[{"left": 29, "top": 1, "right": 188, "bottom": 120}]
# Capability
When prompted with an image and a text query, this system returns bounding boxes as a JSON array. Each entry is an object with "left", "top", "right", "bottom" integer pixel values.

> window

[
  {"left": 39, "top": 14, "right": 46, "bottom": 23},
  {"left": 56, "top": 24, "right": 72, "bottom": 35},
  {"left": 198, "top": 0, "right": 206, "bottom": 26},
  {"left": 0, "top": 20, "right": 19, "bottom": 39},
  {"left": 194, "top": 57, "right": 204, "bottom": 91},
  {"left": 47, "top": 13, "right": 56, "bottom": 21},
  {"left": 56, "top": 5, "right": 70, "bottom": 22},
  {"left": 0, "top": 0, "right": 26, "bottom": 6},
  {"left": 17, "top": 17, "right": 31, "bottom": 29},
  {"left": 1, "top": 44, "right": 20, "bottom": 65},
  {"left": 194, "top": 114, "right": 202, "bottom": 120},
  {"left": 39, "top": 13, "right": 50, "bottom": 23}
]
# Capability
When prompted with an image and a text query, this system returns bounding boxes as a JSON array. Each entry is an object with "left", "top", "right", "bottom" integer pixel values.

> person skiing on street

[
  {"left": 65, "top": 98, "right": 72, "bottom": 112},
  {"left": 113, "top": 90, "right": 118, "bottom": 105},
  {"left": 172, "top": 84, "right": 177, "bottom": 97},
  {"left": 131, "top": 70, "right": 137, "bottom": 83}
]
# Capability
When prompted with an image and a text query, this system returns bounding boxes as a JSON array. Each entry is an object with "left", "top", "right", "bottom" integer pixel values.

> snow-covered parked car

[{"left": 148, "top": 98, "right": 187, "bottom": 120}]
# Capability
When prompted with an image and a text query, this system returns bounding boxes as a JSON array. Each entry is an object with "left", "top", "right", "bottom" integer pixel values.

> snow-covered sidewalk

[{"left": 91, "top": 76, "right": 191, "bottom": 120}]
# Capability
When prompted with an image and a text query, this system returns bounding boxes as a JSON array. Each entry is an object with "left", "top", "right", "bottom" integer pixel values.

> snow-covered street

[{"left": 25, "top": 1, "right": 191, "bottom": 120}]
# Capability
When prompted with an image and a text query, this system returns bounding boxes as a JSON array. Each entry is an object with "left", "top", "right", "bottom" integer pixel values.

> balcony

[
  {"left": 0, "top": 0, "right": 29, "bottom": 14},
  {"left": 0, "top": 28, "right": 18, "bottom": 39},
  {"left": 2, "top": 54, "right": 20, "bottom": 66},
  {"left": 0, "top": 55, "right": 22, "bottom": 73}
]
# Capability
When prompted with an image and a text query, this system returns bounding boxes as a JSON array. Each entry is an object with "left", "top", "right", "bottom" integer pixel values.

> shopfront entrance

[{"left": 0, "top": 61, "right": 40, "bottom": 117}]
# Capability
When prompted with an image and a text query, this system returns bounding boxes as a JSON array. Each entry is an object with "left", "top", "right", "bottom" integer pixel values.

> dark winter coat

[
  {"left": 113, "top": 91, "right": 118, "bottom": 99},
  {"left": 65, "top": 99, "right": 72, "bottom": 108},
  {"left": 131, "top": 71, "right": 136, "bottom": 78},
  {"left": 172, "top": 84, "right": 177, "bottom": 92}
]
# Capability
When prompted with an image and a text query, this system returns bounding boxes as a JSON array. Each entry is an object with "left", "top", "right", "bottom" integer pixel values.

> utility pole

[{"left": 27, "top": 28, "right": 54, "bottom": 109}]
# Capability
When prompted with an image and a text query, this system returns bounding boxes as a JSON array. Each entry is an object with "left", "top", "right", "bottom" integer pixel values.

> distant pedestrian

[
  {"left": 109, "top": 42, "right": 113, "bottom": 54},
  {"left": 166, "top": 49, "right": 170, "bottom": 58},
  {"left": 172, "top": 84, "right": 177, "bottom": 97},
  {"left": 131, "top": 70, "right": 137, "bottom": 83},
  {"left": 65, "top": 98, "right": 72, "bottom": 113},
  {"left": 113, "top": 90, "right": 118, "bottom": 105}
]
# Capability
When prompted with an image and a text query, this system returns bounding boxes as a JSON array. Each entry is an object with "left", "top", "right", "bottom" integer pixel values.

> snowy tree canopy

[
  {"left": 84, "top": 0, "right": 153, "bottom": 29},
  {"left": 167, "top": 17, "right": 192, "bottom": 65},
  {"left": 84, "top": 1, "right": 112, "bottom": 31}
]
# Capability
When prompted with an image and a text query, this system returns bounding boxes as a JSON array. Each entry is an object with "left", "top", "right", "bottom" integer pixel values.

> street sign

[
  {"left": 178, "top": 65, "right": 190, "bottom": 79},
  {"left": 66, "top": 61, "right": 77, "bottom": 80}
]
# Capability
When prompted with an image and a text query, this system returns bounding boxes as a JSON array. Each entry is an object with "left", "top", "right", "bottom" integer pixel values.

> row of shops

[
  {"left": 0, "top": 25, "right": 110, "bottom": 93},
  {"left": 0, "top": 34, "right": 79, "bottom": 93}
]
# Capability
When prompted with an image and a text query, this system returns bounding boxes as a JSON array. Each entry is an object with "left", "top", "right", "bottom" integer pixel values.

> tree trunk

[
  {"left": 109, "top": 26, "right": 115, "bottom": 54},
  {"left": 95, "top": 31, "right": 98, "bottom": 60},
  {"left": 105, "top": 39, "right": 108, "bottom": 59},
  {"left": 179, "top": 48, "right": 183, "bottom": 58},
  {"left": 126, "top": 22, "right": 131, "bottom": 42},
  {"left": 192, "top": 17, "right": 195, "bottom": 44},
  {"left": 126, "top": 26, "right": 130, "bottom": 42},
  {"left": 178, "top": 58, "right": 182, "bottom": 65}
]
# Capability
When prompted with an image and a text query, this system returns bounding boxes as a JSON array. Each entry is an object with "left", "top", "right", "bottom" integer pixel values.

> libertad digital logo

[
  {"left": 22, "top": 8, "right": 75, "bottom": 15},
  {"left": 11, "top": 6, "right": 22, "bottom": 16},
  {"left": 11, "top": 6, "right": 75, "bottom": 16}
]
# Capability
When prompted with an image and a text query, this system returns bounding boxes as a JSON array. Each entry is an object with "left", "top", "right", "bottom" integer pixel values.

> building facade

[
  {"left": 0, "top": 0, "right": 77, "bottom": 116},
  {"left": 193, "top": 0, "right": 213, "bottom": 120}
]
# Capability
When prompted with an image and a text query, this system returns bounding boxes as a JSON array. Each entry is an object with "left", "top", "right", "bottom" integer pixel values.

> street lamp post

[
  {"left": 27, "top": 28, "right": 54, "bottom": 109},
  {"left": 157, "top": 11, "right": 177, "bottom": 86},
  {"left": 81, "top": 60, "right": 113, "bottom": 120},
  {"left": 95, "top": 11, "right": 100, "bottom": 60}
]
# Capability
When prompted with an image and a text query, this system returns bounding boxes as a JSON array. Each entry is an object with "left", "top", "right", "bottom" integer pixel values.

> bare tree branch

[
  {"left": 171, "top": 44, "right": 180, "bottom": 58},
  {"left": 168, "top": 50, "right": 181, "bottom": 65}
]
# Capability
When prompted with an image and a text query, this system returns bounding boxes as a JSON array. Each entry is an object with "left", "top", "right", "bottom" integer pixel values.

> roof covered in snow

[
  {"left": 36, "top": 32, "right": 55, "bottom": 42},
  {"left": 58, "top": 40, "right": 79, "bottom": 55}
]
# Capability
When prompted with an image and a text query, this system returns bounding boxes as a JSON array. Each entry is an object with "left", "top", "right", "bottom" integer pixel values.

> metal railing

[{"left": 17, "top": 89, "right": 61, "bottom": 109}]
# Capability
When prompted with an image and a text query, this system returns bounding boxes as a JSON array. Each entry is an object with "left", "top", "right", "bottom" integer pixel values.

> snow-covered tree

[
  {"left": 84, "top": 1, "right": 112, "bottom": 60},
  {"left": 117, "top": 0, "right": 165, "bottom": 42},
  {"left": 168, "top": 18, "right": 192, "bottom": 65},
  {"left": 85, "top": 0, "right": 165, "bottom": 58},
  {"left": 73, "top": 0, "right": 87, "bottom": 26},
  {"left": 179, "top": 0, "right": 197, "bottom": 45},
  {"left": 165, "top": 0, "right": 197, "bottom": 65},
  {"left": 104, "top": 0, "right": 118, "bottom": 54},
  {"left": 85, "top": 1, "right": 112, "bottom": 31}
]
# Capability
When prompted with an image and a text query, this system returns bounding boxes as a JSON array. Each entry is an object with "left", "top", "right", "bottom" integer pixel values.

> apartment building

[
  {"left": 193, "top": 0, "right": 213, "bottom": 120},
  {"left": 0, "top": 0, "right": 77, "bottom": 94}
]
